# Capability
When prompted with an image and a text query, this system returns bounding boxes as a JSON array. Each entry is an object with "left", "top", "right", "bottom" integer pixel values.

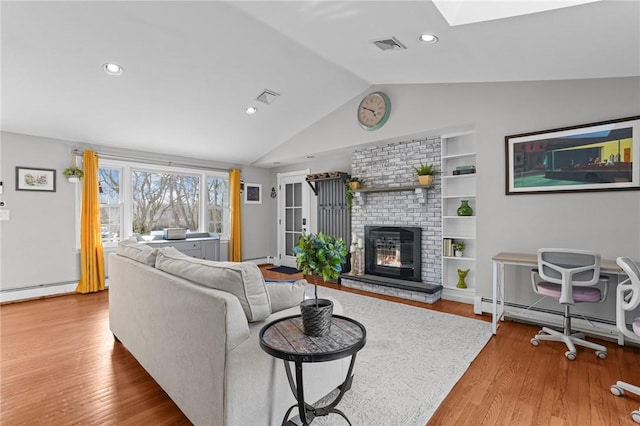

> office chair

[
  {"left": 530, "top": 248, "right": 608, "bottom": 360},
  {"left": 610, "top": 257, "right": 640, "bottom": 424}
]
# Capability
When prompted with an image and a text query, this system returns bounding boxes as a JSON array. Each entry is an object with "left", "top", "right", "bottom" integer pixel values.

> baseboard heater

[
  {"left": 478, "top": 296, "right": 623, "bottom": 342},
  {"left": 1, "top": 279, "right": 109, "bottom": 303},
  {"left": 480, "top": 296, "right": 616, "bottom": 326}
]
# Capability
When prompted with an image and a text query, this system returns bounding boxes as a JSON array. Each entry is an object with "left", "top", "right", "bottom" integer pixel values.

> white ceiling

[{"left": 2, "top": 1, "right": 639, "bottom": 167}]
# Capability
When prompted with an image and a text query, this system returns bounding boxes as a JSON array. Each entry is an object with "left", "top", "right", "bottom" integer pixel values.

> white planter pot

[
  {"left": 67, "top": 176, "right": 80, "bottom": 183},
  {"left": 454, "top": 250, "right": 463, "bottom": 257}
]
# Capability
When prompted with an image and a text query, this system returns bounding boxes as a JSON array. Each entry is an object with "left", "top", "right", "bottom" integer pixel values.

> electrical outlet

[{"left": 0, "top": 210, "right": 9, "bottom": 221}]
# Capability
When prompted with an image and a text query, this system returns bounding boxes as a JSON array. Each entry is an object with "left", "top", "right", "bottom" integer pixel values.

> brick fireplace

[{"left": 341, "top": 137, "right": 443, "bottom": 303}]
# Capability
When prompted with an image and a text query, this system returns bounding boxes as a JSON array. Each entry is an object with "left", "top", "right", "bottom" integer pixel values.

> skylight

[{"left": 432, "top": 0, "right": 601, "bottom": 26}]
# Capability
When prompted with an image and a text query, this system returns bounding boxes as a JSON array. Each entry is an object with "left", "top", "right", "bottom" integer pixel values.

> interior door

[{"left": 277, "top": 170, "right": 310, "bottom": 268}]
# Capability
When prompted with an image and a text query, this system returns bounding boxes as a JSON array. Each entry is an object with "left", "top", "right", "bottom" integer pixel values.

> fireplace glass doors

[{"left": 364, "top": 226, "right": 421, "bottom": 282}]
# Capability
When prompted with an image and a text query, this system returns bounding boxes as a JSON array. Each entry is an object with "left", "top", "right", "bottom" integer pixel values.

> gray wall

[
  {"left": 0, "top": 131, "right": 276, "bottom": 291},
  {"left": 238, "top": 166, "right": 277, "bottom": 261},
  {"left": 274, "top": 77, "right": 640, "bottom": 302},
  {"left": 0, "top": 132, "right": 80, "bottom": 289},
  {"left": 2, "top": 76, "right": 639, "bottom": 301}
]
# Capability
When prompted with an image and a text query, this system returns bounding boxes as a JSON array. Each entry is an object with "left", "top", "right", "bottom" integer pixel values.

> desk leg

[
  {"left": 492, "top": 261, "right": 506, "bottom": 335},
  {"left": 492, "top": 261, "right": 498, "bottom": 334}
]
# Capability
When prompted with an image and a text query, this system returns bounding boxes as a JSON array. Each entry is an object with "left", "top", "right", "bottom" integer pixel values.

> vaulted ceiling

[{"left": 2, "top": 1, "right": 638, "bottom": 167}]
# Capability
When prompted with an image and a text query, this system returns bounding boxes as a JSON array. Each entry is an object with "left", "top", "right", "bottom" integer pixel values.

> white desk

[{"left": 491, "top": 252, "right": 625, "bottom": 335}]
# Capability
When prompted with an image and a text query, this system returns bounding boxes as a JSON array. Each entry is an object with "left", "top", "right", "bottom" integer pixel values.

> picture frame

[
  {"left": 16, "top": 167, "right": 56, "bottom": 192},
  {"left": 244, "top": 183, "right": 262, "bottom": 204},
  {"left": 505, "top": 116, "right": 640, "bottom": 195}
]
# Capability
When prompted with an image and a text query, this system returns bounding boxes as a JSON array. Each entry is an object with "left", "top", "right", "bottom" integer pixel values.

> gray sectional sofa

[{"left": 108, "top": 241, "right": 347, "bottom": 426}]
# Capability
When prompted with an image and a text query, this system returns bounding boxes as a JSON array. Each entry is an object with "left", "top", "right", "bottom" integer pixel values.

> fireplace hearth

[{"left": 365, "top": 225, "right": 421, "bottom": 282}]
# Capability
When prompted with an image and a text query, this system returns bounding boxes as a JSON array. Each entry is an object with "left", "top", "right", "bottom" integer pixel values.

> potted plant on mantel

[
  {"left": 414, "top": 163, "right": 439, "bottom": 186},
  {"left": 348, "top": 176, "right": 363, "bottom": 190},
  {"left": 62, "top": 167, "right": 84, "bottom": 183},
  {"left": 292, "top": 232, "right": 348, "bottom": 337}
]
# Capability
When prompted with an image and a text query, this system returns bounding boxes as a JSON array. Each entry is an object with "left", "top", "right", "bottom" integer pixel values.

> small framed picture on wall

[
  {"left": 244, "top": 183, "right": 262, "bottom": 204},
  {"left": 16, "top": 167, "right": 56, "bottom": 192}
]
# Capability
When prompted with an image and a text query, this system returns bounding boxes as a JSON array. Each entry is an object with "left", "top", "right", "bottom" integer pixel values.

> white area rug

[{"left": 301, "top": 285, "right": 492, "bottom": 426}]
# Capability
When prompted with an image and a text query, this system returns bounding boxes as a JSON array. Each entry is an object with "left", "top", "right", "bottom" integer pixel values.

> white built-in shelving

[{"left": 441, "top": 132, "right": 477, "bottom": 304}]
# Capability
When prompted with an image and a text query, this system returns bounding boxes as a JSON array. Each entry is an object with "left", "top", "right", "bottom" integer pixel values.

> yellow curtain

[
  {"left": 229, "top": 169, "right": 242, "bottom": 262},
  {"left": 76, "top": 150, "right": 105, "bottom": 294}
]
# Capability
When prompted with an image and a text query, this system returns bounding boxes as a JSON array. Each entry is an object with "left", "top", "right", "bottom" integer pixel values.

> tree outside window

[{"left": 131, "top": 170, "right": 200, "bottom": 234}]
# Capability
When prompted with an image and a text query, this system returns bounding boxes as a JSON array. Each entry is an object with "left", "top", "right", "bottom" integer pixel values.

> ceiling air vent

[
  {"left": 371, "top": 37, "right": 406, "bottom": 51},
  {"left": 256, "top": 89, "right": 280, "bottom": 105}
]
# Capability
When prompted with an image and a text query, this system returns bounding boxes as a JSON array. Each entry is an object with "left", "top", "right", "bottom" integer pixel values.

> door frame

[{"left": 276, "top": 169, "right": 311, "bottom": 267}]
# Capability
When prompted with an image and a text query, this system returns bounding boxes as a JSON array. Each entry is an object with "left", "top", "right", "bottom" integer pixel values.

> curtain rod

[{"left": 72, "top": 149, "right": 231, "bottom": 173}]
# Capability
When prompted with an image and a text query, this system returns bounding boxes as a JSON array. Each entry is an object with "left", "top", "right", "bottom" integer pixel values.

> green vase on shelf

[
  {"left": 457, "top": 200, "right": 473, "bottom": 216},
  {"left": 457, "top": 269, "right": 470, "bottom": 289}
]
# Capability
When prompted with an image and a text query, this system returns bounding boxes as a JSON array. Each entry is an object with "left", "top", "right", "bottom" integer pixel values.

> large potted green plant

[{"left": 292, "top": 232, "right": 348, "bottom": 336}]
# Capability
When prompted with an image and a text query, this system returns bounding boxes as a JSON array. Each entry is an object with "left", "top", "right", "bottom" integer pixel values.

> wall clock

[{"left": 357, "top": 91, "right": 391, "bottom": 131}]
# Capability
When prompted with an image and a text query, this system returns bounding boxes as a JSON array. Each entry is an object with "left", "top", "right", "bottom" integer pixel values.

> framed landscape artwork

[
  {"left": 16, "top": 167, "right": 56, "bottom": 192},
  {"left": 244, "top": 183, "right": 262, "bottom": 204},
  {"left": 505, "top": 116, "right": 640, "bottom": 195}
]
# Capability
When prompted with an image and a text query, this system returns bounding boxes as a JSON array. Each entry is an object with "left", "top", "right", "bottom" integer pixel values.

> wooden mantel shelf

[
  {"left": 353, "top": 184, "right": 431, "bottom": 193},
  {"left": 354, "top": 184, "right": 432, "bottom": 204}
]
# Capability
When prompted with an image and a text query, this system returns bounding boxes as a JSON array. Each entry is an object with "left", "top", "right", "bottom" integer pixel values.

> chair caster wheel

[
  {"left": 565, "top": 351, "right": 576, "bottom": 360},
  {"left": 531, "top": 338, "right": 540, "bottom": 346},
  {"left": 611, "top": 385, "right": 624, "bottom": 396},
  {"left": 632, "top": 409, "right": 640, "bottom": 424},
  {"left": 596, "top": 350, "right": 607, "bottom": 360}
]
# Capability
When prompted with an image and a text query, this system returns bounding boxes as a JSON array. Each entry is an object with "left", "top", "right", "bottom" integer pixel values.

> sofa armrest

[{"left": 108, "top": 253, "right": 251, "bottom": 425}]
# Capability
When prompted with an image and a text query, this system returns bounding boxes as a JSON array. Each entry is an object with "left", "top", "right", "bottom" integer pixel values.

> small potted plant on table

[
  {"left": 292, "top": 232, "right": 348, "bottom": 336},
  {"left": 414, "top": 163, "right": 439, "bottom": 186}
]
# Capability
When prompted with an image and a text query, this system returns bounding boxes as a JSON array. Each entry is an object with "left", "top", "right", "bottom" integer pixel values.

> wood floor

[{"left": 1, "top": 266, "right": 639, "bottom": 425}]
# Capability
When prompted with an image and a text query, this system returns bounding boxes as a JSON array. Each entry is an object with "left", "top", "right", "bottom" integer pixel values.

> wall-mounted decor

[
  {"left": 244, "top": 183, "right": 262, "bottom": 204},
  {"left": 505, "top": 116, "right": 640, "bottom": 195},
  {"left": 16, "top": 167, "right": 56, "bottom": 192}
]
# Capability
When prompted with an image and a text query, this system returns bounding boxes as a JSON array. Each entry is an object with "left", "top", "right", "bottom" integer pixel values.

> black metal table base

[{"left": 282, "top": 354, "right": 358, "bottom": 426}]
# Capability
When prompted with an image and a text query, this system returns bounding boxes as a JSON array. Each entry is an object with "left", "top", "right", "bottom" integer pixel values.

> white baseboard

[
  {"left": 242, "top": 256, "right": 275, "bottom": 265},
  {"left": 441, "top": 287, "right": 475, "bottom": 304},
  {"left": 476, "top": 299, "right": 620, "bottom": 341},
  {"left": 1, "top": 282, "right": 79, "bottom": 303},
  {"left": 1, "top": 279, "right": 111, "bottom": 303}
]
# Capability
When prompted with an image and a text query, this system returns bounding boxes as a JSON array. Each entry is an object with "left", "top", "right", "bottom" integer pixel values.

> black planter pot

[{"left": 299, "top": 298, "right": 333, "bottom": 337}]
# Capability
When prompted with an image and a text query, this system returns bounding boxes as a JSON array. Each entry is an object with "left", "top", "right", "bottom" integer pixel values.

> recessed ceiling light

[
  {"left": 245, "top": 106, "right": 258, "bottom": 115},
  {"left": 103, "top": 63, "right": 123, "bottom": 76},
  {"left": 418, "top": 34, "right": 439, "bottom": 44}
]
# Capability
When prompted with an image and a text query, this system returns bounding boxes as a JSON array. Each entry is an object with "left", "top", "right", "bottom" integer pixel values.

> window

[
  {"left": 90, "top": 159, "right": 229, "bottom": 246},
  {"left": 131, "top": 169, "right": 200, "bottom": 234},
  {"left": 207, "top": 176, "right": 229, "bottom": 235},
  {"left": 99, "top": 167, "right": 122, "bottom": 243}
]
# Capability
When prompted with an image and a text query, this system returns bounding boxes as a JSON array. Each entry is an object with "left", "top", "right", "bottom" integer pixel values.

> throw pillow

[
  {"left": 155, "top": 247, "right": 271, "bottom": 322},
  {"left": 266, "top": 279, "right": 306, "bottom": 313},
  {"left": 117, "top": 239, "right": 158, "bottom": 266}
]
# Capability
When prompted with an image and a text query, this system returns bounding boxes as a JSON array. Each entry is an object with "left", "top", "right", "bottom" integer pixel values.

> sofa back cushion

[
  {"left": 117, "top": 239, "right": 158, "bottom": 266},
  {"left": 155, "top": 247, "right": 271, "bottom": 322}
]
